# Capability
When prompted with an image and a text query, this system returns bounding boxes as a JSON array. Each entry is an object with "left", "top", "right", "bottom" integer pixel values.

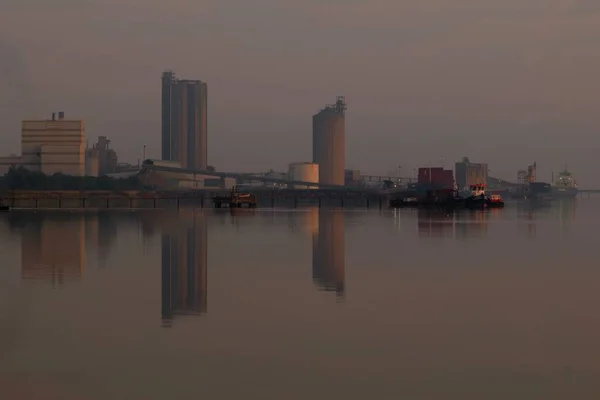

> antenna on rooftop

[{"left": 334, "top": 96, "right": 347, "bottom": 115}]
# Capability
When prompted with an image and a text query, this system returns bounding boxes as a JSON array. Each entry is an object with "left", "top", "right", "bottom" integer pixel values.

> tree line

[{"left": 0, "top": 167, "right": 149, "bottom": 191}]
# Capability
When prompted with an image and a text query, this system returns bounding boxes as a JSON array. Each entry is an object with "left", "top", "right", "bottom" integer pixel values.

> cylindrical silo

[
  {"left": 312, "top": 97, "right": 346, "bottom": 186},
  {"left": 85, "top": 149, "right": 99, "bottom": 177},
  {"left": 288, "top": 162, "right": 319, "bottom": 189}
]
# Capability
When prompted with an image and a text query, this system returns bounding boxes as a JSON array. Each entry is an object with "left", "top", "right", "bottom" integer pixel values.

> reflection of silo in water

[
  {"left": 312, "top": 209, "right": 345, "bottom": 296},
  {"left": 417, "top": 210, "right": 455, "bottom": 238},
  {"left": 287, "top": 208, "right": 319, "bottom": 235},
  {"left": 161, "top": 212, "right": 207, "bottom": 324},
  {"left": 304, "top": 208, "right": 319, "bottom": 235},
  {"left": 20, "top": 213, "right": 85, "bottom": 284},
  {"left": 454, "top": 211, "right": 488, "bottom": 238}
]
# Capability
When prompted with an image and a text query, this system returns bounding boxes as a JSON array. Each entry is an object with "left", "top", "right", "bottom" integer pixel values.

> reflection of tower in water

[
  {"left": 20, "top": 213, "right": 85, "bottom": 285},
  {"left": 161, "top": 212, "right": 207, "bottom": 325},
  {"left": 312, "top": 209, "right": 345, "bottom": 297},
  {"left": 288, "top": 208, "right": 319, "bottom": 235}
]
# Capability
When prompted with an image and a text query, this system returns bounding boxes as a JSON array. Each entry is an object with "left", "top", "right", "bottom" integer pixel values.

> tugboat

[
  {"left": 464, "top": 184, "right": 505, "bottom": 208},
  {"left": 488, "top": 194, "right": 505, "bottom": 208},
  {"left": 464, "top": 183, "right": 487, "bottom": 208}
]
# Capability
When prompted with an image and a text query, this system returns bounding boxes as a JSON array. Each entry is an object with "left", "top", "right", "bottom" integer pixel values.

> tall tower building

[
  {"left": 161, "top": 71, "right": 208, "bottom": 169},
  {"left": 312, "top": 97, "right": 346, "bottom": 185}
]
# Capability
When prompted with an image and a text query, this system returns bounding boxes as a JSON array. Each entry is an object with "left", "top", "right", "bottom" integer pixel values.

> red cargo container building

[{"left": 418, "top": 167, "right": 454, "bottom": 189}]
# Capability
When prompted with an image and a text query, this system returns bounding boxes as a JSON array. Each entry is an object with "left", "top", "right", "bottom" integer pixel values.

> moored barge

[{"left": 390, "top": 184, "right": 504, "bottom": 209}]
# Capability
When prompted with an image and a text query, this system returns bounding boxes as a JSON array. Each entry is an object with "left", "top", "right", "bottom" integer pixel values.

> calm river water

[{"left": 1, "top": 199, "right": 599, "bottom": 399}]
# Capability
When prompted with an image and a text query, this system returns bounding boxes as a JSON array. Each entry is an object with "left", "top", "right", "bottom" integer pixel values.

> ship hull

[{"left": 551, "top": 187, "right": 579, "bottom": 199}]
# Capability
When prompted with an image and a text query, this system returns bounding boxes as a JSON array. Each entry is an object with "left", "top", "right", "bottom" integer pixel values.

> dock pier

[{"left": 0, "top": 189, "right": 387, "bottom": 210}]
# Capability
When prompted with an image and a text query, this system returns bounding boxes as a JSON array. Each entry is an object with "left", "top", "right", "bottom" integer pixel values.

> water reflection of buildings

[
  {"left": 454, "top": 210, "right": 488, "bottom": 238},
  {"left": 556, "top": 199, "right": 577, "bottom": 231},
  {"left": 161, "top": 211, "right": 208, "bottom": 325},
  {"left": 417, "top": 209, "right": 489, "bottom": 238},
  {"left": 520, "top": 209, "right": 537, "bottom": 237},
  {"left": 417, "top": 210, "right": 455, "bottom": 238},
  {"left": 19, "top": 213, "right": 85, "bottom": 285},
  {"left": 288, "top": 208, "right": 319, "bottom": 235},
  {"left": 312, "top": 209, "right": 345, "bottom": 297},
  {"left": 517, "top": 199, "right": 577, "bottom": 236},
  {"left": 85, "top": 212, "right": 119, "bottom": 266}
]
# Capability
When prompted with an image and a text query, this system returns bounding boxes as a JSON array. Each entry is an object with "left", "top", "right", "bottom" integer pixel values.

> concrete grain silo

[{"left": 312, "top": 97, "right": 346, "bottom": 186}]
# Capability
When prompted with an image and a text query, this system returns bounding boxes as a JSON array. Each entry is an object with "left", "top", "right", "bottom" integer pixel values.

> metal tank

[
  {"left": 288, "top": 162, "right": 319, "bottom": 189},
  {"left": 312, "top": 97, "right": 346, "bottom": 185}
]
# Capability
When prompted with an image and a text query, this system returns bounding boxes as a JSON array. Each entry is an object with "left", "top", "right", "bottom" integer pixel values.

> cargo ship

[
  {"left": 551, "top": 168, "right": 578, "bottom": 198},
  {"left": 509, "top": 162, "right": 556, "bottom": 201},
  {"left": 526, "top": 181, "right": 553, "bottom": 200}
]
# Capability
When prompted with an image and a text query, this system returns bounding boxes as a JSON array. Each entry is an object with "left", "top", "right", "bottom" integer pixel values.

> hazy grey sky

[{"left": 1, "top": 0, "right": 600, "bottom": 184}]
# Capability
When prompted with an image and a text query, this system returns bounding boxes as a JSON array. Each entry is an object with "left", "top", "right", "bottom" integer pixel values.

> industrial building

[
  {"left": 312, "top": 97, "right": 346, "bottom": 185},
  {"left": 85, "top": 148, "right": 99, "bottom": 177},
  {"left": 0, "top": 112, "right": 86, "bottom": 176},
  {"left": 0, "top": 155, "right": 22, "bottom": 175},
  {"left": 137, "top": 159, "right": 234, "bottom": 189},
  {"left": 344, "top": 169, "right": 361, "bottom": 186},
  {"left": 455, "top": 157, "right": 488, "bottom": 190},
  {"left": 22, "top": 112, "right": 85, "bottom": 176},
  {"left": 161, "top": 70, "right": 208, "bottom": 170},
  {"left": 288, "top": 162, "right": 319, "bottom": 189},
  {"left": 418, "top": 167, "right": 455, "bottom": 189},
  {"left": 85, "top": 136, "right": 118, "bottom": 177}
]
